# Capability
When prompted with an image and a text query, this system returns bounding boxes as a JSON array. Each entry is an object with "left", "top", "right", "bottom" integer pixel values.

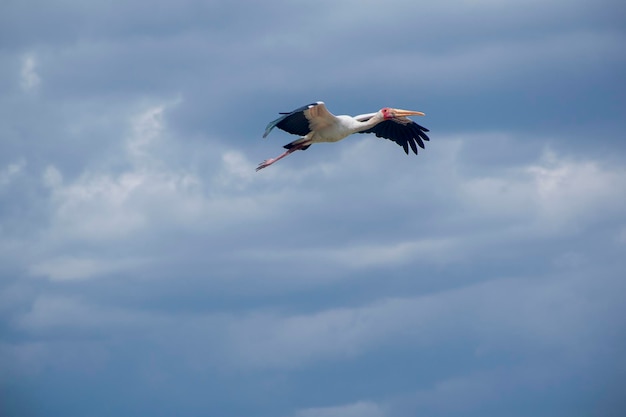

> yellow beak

[{"left": 392, "top": 108, "right": 425, "bottom": 117}]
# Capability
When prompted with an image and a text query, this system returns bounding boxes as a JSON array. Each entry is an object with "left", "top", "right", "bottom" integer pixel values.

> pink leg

[{"left": 256, "top": 142, "right": 309, "bottom": 171}]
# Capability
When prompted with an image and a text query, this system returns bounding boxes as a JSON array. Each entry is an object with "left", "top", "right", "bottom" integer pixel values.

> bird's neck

[{"left": 351, "top": 112, "right": 384, "bottom": 133}]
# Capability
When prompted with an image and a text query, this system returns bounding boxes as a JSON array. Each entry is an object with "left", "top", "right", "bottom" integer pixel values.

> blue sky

[{"left": 1, "top": 0, "right": 625, "bottom": 416}]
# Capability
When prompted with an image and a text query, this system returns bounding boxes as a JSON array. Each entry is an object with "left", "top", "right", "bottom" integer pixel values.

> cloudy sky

[{"left": 1, "top": 0, "right": 625, "bottom": 416}]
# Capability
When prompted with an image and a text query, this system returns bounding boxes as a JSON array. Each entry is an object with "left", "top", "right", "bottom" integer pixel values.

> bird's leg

[{"left": 256, "top": 142, "right": 309, "bottom": 171}]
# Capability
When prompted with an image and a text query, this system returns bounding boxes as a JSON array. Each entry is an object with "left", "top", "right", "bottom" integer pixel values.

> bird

[{"left": 256, "top": 101, "right": 430, "bottom": 171}]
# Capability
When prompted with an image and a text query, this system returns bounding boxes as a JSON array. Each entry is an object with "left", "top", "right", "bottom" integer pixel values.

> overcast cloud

[{"left": 1, "top": 1, "right": 625, "bottom": 416}]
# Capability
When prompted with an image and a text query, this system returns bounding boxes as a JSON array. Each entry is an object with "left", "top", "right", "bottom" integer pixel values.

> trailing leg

[{"left": 256, "top": 140, "right": 312, "bottom": 171}]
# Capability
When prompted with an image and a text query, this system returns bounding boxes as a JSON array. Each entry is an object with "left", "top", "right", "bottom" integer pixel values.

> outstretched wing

[
  {"left": 359, "top": 118, "right": 430, "bottom": 155},
  {"left": 263, "top": 101, "right": 337, "bottom": 138}
]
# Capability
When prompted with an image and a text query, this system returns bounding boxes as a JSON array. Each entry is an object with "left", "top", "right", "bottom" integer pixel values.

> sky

[{"left": 1, "top": 0, "right": 625, "bottom": 416}]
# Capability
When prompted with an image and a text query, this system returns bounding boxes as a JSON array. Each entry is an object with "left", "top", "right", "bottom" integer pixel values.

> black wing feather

[
  {"left": 359, "top": 120, "right": 430, "bottom": 155},
  {"left": 408, "top": 132, "right": 418, "bottom": 154},
  {"left": 263, "top": 103, "right": 318, "bottom": 138},
  {"left": 408, "top": 124, "right": 425, "bottom": 149}
]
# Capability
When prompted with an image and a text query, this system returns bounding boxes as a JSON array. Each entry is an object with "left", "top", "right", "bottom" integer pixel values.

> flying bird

[{"left": 256, "top": 101, "right": 430, "bottom": 171}]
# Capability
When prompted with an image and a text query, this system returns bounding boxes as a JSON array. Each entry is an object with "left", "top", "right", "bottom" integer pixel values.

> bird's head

[{"left": 381, "top": 107, "right": 425, "bottom": 120}]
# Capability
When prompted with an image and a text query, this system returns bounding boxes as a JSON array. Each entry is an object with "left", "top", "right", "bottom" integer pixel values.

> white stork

[{"left": 256, "top": 101, "right": 430, "bottom": 171}]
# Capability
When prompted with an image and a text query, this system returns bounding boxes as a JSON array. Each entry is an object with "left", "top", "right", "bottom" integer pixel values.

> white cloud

[
  {"left": 216, "top": 265, "right": 622, "bottom": 371},
  {"left": 30, "top": 101, "right": 290, "bottom": 281},
  {"left": 28, "top": 256, "right": 144, "bottom": 281},
  {"left": 47, "top": 170, "right": 150, "bottom": 241},
  {"left": 23, "top": 119, "right": 626, "bottom": 290},
  {"left": 457, "top": 145, "right": 626, "bottom": 235},
  {"left": 295, "top": 401, "right": 386, "bottom": 417},
  {"left": 406, "top": 371, "right": 503, "bottom": 413},
  {"left": 42, "top": 165, "right": 63, "bottom": 188},
  {"left": 20, "top": 54, "right": 41, "bottom": 92},
  {"left": 213, "top": 150, "right": 257, "bottom": 189},
  {"left": 396, "top": 365, "right": 568, "bottom": 415},
  {"left": 16, "top": 294, "right": 171, "bottom": 334},
  {"left": 40, "top": 102, "right": 202, "bottom": 242},
  {"left": 0, "top": 159, "right": 25, "bottom": 187},
  {"left": 526, "top": 150, "right": 626, "bottom": 226},
  {"left": 238, "top": 136, "right": 626, "bottom": 282},
  {"left": 243, "top": 237, "right": 459, "bottom": 270},
  {"left": 127, "top": 104, "right": 166, "bottom": 163}
]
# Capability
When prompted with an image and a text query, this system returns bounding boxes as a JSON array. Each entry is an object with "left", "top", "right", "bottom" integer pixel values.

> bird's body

[
  {"left": 257, "top": 101, "right": 429, "bottom": 171},
  {"left": 309, "top": 115, "right": 358, "bottom": 143}
]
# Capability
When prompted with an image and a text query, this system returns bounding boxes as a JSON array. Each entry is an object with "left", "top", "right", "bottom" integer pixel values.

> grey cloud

[{"left": 1, "top": 1, "right": 625, "bottom": 416}]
